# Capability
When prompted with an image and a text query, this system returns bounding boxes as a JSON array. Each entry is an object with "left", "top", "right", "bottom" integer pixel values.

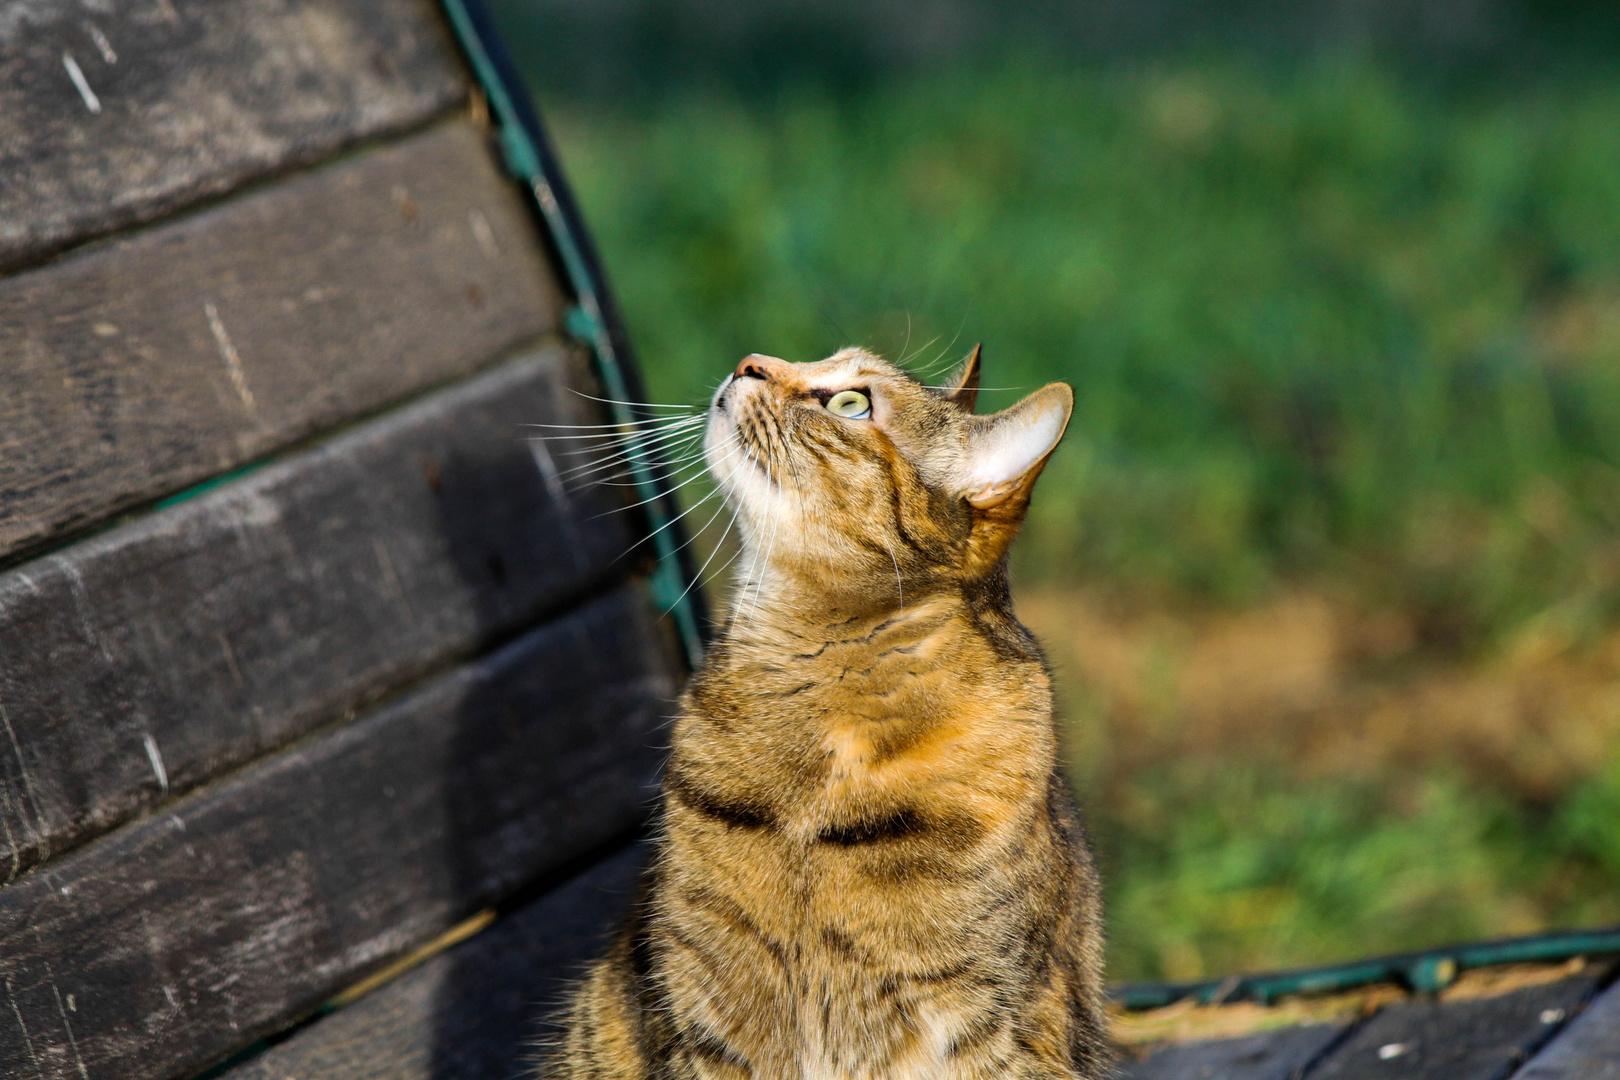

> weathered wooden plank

[
  {"left": 1308, "top": 973, "right": 1605, "bottom": 1080},
  {"left": 0, "top": 0, "right": 466, "bottom": 270},
  {"left": 0, "top": 117, "right": 562, "bottom": 562},
  {"left": 0, "top": 584, "right": 675, "bottom": 1080},
  {"left": 0, "top": 346, "right": 637, "bottom": 882},
  {"left": 222, "top": 844, "right": 645, "bottom": 1080},
  {"left": 1512, "top": 978, "right": 1620, "bottom": 1080},
  {"left": 1117, "top": 1021, "right": 1350, "bottom": 1080}
]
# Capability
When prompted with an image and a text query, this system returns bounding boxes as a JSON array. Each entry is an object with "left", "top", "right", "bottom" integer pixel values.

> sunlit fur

[{"left": 551, "top": 348, "right": 1108, "bottom": 1080}]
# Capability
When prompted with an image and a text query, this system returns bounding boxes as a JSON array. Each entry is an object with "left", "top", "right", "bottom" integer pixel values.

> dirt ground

[{"left": 1018, "top": 586, "right": 1620, "bottom": 804}]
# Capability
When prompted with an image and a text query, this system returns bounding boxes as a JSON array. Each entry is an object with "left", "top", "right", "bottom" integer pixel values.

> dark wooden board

[
  {"left": 0, "top": 347, "right": 639, "bottom": 883},
  {"left": 1512, "top": 978, "right": 1620, "bottom": 1080},
  {"left": 1307, "top": 973, "right": 1605, "bottom": 1080},
  {"left": 0, "top": 0, "right": 466, "bottom": 270},
  {"left": 0, "top": 117, "right": 562, "bottom": 562},
  {"left": 0, "top": 584, "right": 675, "bottom": 1080},
  {"left": 1117, "top": 1021, "right": 1350, "bottom": 1080},
  {"left": 223, "top": 844, "right": 646, "bottom": 1080}
]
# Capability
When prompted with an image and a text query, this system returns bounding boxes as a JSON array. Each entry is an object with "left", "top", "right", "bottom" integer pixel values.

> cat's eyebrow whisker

[
  {"left": 899, "top": 333, "right": 941, "bottom": 370},
  {"left": 915, "top": 383, "right": 1022, "bottom": 393}
]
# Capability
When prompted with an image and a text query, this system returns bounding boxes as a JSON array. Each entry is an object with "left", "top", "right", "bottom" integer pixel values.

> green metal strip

[
  {"left": 438, "top": 0, "right": 705, "bottom": 667},
  {"left": 1113, "top": 925, "right": 1620, "bottom": 1011}
]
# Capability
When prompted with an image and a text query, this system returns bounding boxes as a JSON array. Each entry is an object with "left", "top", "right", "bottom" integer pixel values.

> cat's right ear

[
  {"left": 960, "top": 382, "right": 1073, "bottom": 510},
  {"left": 957, "top": 382, "right": 1072, "bottom": 578},
  {"left": 942, "top": 344, "right": 982, "bottom": 413}
]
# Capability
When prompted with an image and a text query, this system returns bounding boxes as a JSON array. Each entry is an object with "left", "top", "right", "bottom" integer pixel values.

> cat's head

[{"left": 705, "top": 346, "right": 1072, "bottom": 610}]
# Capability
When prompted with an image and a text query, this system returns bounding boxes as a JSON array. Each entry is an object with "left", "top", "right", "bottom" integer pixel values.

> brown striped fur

[{"left": 551, "top": 348, "right": 1108, "bottom": 1079}]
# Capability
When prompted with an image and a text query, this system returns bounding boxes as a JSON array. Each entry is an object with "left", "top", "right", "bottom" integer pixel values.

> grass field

[{"left": 529, "top": 53, "right": 1620, "bottom": 981}]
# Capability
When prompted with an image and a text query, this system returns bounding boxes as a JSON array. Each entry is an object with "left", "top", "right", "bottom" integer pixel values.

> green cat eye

[{"left": 826, "top": 389, "right": 872, "bottom": 419}]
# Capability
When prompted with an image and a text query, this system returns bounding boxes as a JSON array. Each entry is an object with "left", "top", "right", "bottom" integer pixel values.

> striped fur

[{"left": 550, "top": 349, "right": 1108, "bottom": 1079}]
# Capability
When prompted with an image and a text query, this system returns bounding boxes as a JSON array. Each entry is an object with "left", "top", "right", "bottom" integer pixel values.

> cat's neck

[{"left": 718, "top": 585, "right": 959, "bottom": 658}]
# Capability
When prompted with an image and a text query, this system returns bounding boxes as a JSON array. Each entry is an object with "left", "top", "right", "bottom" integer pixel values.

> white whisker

[
  {"left": 554, "top": 428, "right": 709, "bottom": 483},
  {"left": 567, "top": 389, "right": 698, "bottom": 410},
  {"left": 552, "top": 426, "right": 704, "bottom": 472},
  {"left": 524, "top": 415, "right": 705, "bottom": 431}
]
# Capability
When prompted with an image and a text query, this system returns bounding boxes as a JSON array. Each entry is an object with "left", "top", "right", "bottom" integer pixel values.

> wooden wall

[{"left": 0, "top": 4, "right": 670, "bottom": 1077}]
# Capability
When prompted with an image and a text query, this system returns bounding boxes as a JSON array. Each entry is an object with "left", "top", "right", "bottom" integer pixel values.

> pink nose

[{"left": 735, "top": 354, "right": 788, "bottom": 381}]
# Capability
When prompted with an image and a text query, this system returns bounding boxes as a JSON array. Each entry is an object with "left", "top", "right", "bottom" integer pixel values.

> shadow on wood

[{"left": 426, "top": 443, "right": 671, "bottom": 1079}]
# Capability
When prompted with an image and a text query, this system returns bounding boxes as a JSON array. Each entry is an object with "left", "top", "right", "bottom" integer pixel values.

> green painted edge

[
  {"left": 437, "top": 0, "right": 705, "bottom": 669},
  {"left": 1113, "top": 926, "right": 1620, "bottom": 1011}
]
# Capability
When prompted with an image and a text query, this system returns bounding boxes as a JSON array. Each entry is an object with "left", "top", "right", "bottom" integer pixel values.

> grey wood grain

[
  {"left": 1116, "top": 1021, "right": 1350, "bottom": 1080},
  {"left": 0, "top": 0, "right": 466, "bottom": 270},
  {"left": 1307, "top": 973, "right": 1606, "bottom": 1080},
  {"left": 0, "top": 117, "right": 562, "bottom": 562},
  {"left": 1511, "top": 978, "right": 1620, "bottom": 1080},
  {"left": 222, "top": 844, "right": 647, "bottom": 1080},
  {"left": 0, "top": 584, "right": 676, "bottom": 1080},
  {"left": 0, "top": 347, "right": 638, "bottom": 883}
]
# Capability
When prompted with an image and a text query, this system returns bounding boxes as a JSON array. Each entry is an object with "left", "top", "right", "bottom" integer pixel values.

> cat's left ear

[
  {"left": 942, "top": 344, "right": 982, "bottom": 413},
  {"left": 960, "top": 382, "right": 1073, "bottom": 509}
]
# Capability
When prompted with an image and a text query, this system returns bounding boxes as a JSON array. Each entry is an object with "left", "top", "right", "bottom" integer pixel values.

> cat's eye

[{"left": 825, "top": 389, "right": 872, "bottom": 419}]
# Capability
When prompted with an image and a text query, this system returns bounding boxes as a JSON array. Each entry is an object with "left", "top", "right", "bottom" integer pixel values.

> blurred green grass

[{"left": 529, "top": 55, "right": 1620, "bottom": 980}]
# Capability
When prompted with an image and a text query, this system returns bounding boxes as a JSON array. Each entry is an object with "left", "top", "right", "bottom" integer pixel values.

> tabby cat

[{"left": 552, "top": 346, "right": 1108, "bottom": 1079}]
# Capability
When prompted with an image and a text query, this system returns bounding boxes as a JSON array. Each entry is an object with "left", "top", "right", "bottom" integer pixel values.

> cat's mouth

[{"left": 706, "top": 400, "right": 768, "bottom": 489}]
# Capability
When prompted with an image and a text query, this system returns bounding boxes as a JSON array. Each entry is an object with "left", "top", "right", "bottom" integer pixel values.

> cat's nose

[{"left": 735, "top": 354, "right": 789, "bottom": 381}]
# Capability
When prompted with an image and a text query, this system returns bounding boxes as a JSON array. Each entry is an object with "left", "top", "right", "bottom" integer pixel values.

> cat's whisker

[
  {"left": 671, "top": 510, "right": 739, "bottom": 616},
  {"left": 884, "top": 537, "right": 903, "bottom": 607},
  {"left": 662, "top": 484, "right": 732, "bottom": 561},
  {"left": 538, "top": 431, "right": 710, "bottom": 483},
  {"left": 738, "top": 431, "right": 784, "bottom": 629},
  {"left": 637, "top": 483, "right": 725, "bottom": 548},
  {"left": 525, "top": 413, "right": 704, "bottom": 431},
  {"left": 580, "top": 445, "right": 720, "bottom": 487},
  {"left": 661, "top": 448, "right": 747, "bottom": 615},
  {"left": 554, "top": 430, "right": 705, "bottom": 478},
  {"left": 554, "top": 427, "right": 710, "bottom": 483},
  {"left": 554, "top": 430, "right": 706, "bottom": 482},
  {"left": 553, "top": 441, "right": 706, "bottom": 484},
  {"left": 597, "top": 455, "right": 726, "bottom": 516},
  {"left": 542, "top": 423, "right": 707, "bottom": 458},
  {"left": 565, "top": 390, "right": 699, "bottom": 411}
]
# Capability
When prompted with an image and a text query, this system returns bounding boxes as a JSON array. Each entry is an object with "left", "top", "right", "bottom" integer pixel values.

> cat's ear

[
  {"left": 961, "top": 382, "right": 1073, "bottom": 509},
  {"left": 941, "top": 344, "right": 982, "bottom": 413}
]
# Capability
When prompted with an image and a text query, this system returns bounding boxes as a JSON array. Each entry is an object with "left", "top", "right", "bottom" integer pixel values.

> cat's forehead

[{"left": 797, "top": 348, "right": 910, "bottom": 386}]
